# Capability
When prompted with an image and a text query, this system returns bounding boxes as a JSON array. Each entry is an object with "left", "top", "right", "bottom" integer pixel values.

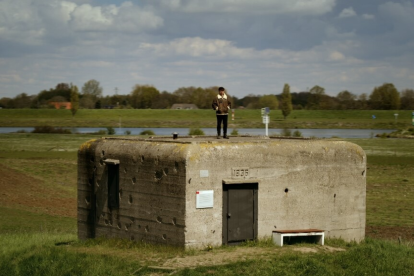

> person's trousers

[{"left": 216, "top": 115, "right": 228, "bottom": 136}]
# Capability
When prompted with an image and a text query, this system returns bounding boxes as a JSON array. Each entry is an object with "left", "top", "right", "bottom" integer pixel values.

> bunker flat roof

[{"left": 101, "top": 135, "right": 316, "bottom": 144}]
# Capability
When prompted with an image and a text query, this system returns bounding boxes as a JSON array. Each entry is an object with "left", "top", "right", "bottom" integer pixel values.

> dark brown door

[{"left": 223, "top": 183, "right": 258, "bottom": 244}]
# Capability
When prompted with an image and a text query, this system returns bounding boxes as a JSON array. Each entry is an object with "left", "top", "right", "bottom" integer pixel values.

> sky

[{"left": 1, "top": 0, "right": 414, "bottom": 99}]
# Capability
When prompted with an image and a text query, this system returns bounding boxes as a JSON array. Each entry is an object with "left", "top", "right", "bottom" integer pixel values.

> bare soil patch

[
  {"left": 160, "top": 245, "right": 348, "bottom": 269},
  {"left": 73, "top": 244, "right": 343, "bottom": 270},
  {"left": 366, "top": 225, "right": 414, "bottom": 242},
  {"left": 0, "top": 166, "right": 76, "bottom": 217}
]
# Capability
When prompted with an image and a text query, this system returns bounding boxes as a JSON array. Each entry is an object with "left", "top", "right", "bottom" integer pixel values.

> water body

[{"left": 0, "top": 127, "right": 394, "bottom": 139}]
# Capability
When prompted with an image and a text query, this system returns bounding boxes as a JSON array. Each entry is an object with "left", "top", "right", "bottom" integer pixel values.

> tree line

[{"left": 1, "top": 80, "right": 413, "bottom": 117}]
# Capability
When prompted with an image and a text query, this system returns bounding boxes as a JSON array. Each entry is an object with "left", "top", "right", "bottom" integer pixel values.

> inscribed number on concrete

[{"left": 232, "top": 167, "right": 249, "bottom": 178}]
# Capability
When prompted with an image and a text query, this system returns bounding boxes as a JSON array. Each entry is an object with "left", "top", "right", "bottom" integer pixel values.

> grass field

[
  {"left": 1, "top": 108, "right": 412, "bottom": 129},
  {"left": 0, "top": 133, "right": 414, "bottom": 275}
]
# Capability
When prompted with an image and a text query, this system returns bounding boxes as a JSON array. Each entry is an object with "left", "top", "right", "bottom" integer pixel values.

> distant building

[
  {"left": 171, "top": 104, "right": 198, "bottom": 110},
  {"left": 50, "top": 102, "right": 72, "bottom": 110}
]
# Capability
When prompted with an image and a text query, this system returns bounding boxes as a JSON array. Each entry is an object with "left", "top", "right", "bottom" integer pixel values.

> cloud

[
  {"left": 0, "top": 73, "right": 23, "bottom": 83},
  {"left": 375, "top": 2, "right": 414, "bottom": 47},
  {"left": 378, "top": 1, "right": 414, "bottom": 25},
  {"left": 362, "top": 13, "right": 374, "bottom": 20},
  {"left": 1, "top": 0, "right": 414, "bottom": 99},
  {"left": 69, "top": 4, "right": 116, "bottom": 31},
  {"left": 69, "top": 2, "right": 163, "bottom": 32},
  {"left": 139, "top": 37, "right": 251, "bottom": 58},
  {"left": 0, "top": 0, "right": 163, "bottom": 44},
  {"left": 158, "top": 0, "right": 336, "bottom": 15},
  {"left": 338, "top": 7, "right": 356, "bottom": 18},
  {"left": 329, "top": 51, "right": 345, "bottom": 61},
  {"left": 0, "top": 0, "right": 45, "bottom": 45}
]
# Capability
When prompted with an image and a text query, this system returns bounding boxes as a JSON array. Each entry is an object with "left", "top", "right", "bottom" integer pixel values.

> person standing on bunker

[{"left": 212, "top": 87, "right": 231, "bottom": 139}]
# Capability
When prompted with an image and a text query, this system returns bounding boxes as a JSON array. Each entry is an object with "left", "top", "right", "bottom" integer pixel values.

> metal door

[{"left": 223, "top": 184, "right": 258, "bottom": 244}]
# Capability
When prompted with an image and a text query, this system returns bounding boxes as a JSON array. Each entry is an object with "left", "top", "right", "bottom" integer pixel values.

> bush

[
  {"left": 31, "top": 126, "right": 71, "bottom": 134},
  {"left": 231, "top": 129, "right": 239, "bottom": 135},
  {"left": 293, "top": 130, "right": 302, "bottom": 137},
  {"left": 188, "top": 128, "right": 205, "bottom": 135},
  {"left": 124, "top": 130, "right": 131, "bottom": 135},
  {"left": 106, "top": 127, "right": 115, "bottom": 135},
  {"left": 140, "top": 130, "right": 155, "bottom": 135},
  {"left": 280, "top": 128, "right": 291, "bottom": 137}
]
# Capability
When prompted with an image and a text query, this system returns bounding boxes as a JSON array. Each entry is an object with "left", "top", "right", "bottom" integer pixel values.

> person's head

[{"left": 218, "top": 87, "right": 225, "bottom": 96}]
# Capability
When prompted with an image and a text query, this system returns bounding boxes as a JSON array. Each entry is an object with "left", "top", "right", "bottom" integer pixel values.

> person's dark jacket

[{"left": 212, "top": 93, "right": 231, "bottom": 115}]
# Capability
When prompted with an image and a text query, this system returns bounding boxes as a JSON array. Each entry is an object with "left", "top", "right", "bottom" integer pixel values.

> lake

[{"left": 0, "top": 127, "right": 394, "bottom": 139}]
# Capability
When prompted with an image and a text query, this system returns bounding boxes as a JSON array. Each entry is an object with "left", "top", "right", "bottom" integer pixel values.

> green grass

[
  {"left": 344, "top": 138, "right": 414, "bottom": 227},
  {"left": 0, "top": 233, "right": 144, "bottom": 276},
  {"left": 1, "top": 109, "right": 412, "bottom": 129},
  {"left": 0, "top": 207, "right": 76, "bottom": 234},
  {"left": 1, "top": 133, "right": 414, "bottom": 275},
  {"left": 1, "top": 234, "right": 413, "bottom": 275},
  {"left": 179, "top": 239, "right": 414, "bottom": 276}
]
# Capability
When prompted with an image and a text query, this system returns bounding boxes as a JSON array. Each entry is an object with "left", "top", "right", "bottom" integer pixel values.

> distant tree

[
  {"left": 307, "top": 85, "right": 325, "bottom": 109},
  {"left": 101, "top": 94, "right": 130, "bottom": 108},
  {"left": 158, "top": 91, "right": 178, "bottom": 109},
  {"left": 95, "top": 100, "right": 101, "bottom": 109},
  {"left": 70, "top": 85, "right": 79, "bottom": 116},
  {"left": 231, "top": 95, "right": 239, "bottom": 109},
  {"left": 81, "top": 79, "right": 102, "bottom": 109},
  {"left": 81, "top": 79, "right": 103, "bottom": 99},
  {"left": 53, "top": 83, "right": 71, "bottom": 101},
  {"left": 56, "top": 83, "right": 70, "bottom": 90},
  {"left": 259, "top": 94, "right": 278, "bottom": 110},
  {"left": 36, "top": 83, "right": 71, "bottom": 108},
  {"left": 173, "top": 87, "right": 197, "bottom": 104},
  {"left": 357, "top": 93, "right": 368, "bottom": 109},
  {"left": 400, "top": 89, "right": 414, "bottom": 110},
  {"left": 320, "top": 94, "right": 339, "bottom": 110},
  {"left": 79, "top": 96, "right": 95, "bottom": 109},
  {"left": 241, "top": 94, "right": 260, "bottom": 109},
  {"left": 130, "top": 85, "right": 160, "bottom": 109},
  {"left": 369, "top": 83, "right": 400, "bottom": 110},
  {"left": 290, "top": 92, "right": 310, "bottom": 109},
  {"left": 197, "top": 87, "right": 219, "bottom": 109},
  {"left": 171, "top": 86, "right": 220, "bottom": 109},
  {"left": 0, "top": 97, "right": 11, "bottom": 108},
  {"left": 12, "top": 93, "right": 33, "bottom": 108},
  {"left": 280, "top": 84, "right": 292, "bottom": 119},
  {"left": 337, "top": 90, "right": 356, "bottom": 109},
  {"left": 191, "top": 87, "right": 207, "bottom": 109}
]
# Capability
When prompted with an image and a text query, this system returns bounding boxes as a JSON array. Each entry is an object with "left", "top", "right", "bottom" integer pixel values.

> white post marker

[
  {"left": 262, "top": 115, "right": 269, "bottom": 136},
  {"left": 261, "top": 107, "right": 270, "bottom": 137}
]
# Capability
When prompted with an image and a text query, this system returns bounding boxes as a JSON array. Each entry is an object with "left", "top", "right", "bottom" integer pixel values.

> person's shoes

[
  {"left": 217, "top": 135, "right": 221, "bottom": 139},
  {"left": 223, "top": 135, "right": 229, "bottom": 139}
]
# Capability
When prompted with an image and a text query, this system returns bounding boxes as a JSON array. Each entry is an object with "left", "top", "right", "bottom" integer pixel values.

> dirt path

[
  {"left": 70, "top": 244, "right": 346, "bottom": 271},
  {"left": 158, "top": 245, "right": 345, "bottom": 269}
]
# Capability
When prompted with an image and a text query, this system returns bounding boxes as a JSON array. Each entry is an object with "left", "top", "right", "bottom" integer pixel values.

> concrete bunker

[{"left": 77, "top": 136, "right": 366, "bottom": 248}]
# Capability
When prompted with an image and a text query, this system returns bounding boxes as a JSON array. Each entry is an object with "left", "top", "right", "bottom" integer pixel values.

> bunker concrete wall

[
  {"left": 184, "top": 139, "right": 366, "bottom": 247},
  {"left": 78, "top": 138, "right": 188, "bottom": 246},
  {"left": 78, "top": 137, "right": 366, "bottom": 248}
]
